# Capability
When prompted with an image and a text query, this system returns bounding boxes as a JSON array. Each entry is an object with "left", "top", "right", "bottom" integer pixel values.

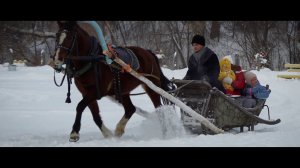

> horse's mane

[
  {"left": 60, "top": 21, "right": 90, "bottom": 38},
  {"left": 74, "top": 23, "right": 90, "bottom": 37}
]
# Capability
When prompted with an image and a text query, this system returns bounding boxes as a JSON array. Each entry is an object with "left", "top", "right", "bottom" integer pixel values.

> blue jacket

[{"left": 243, "top": 82, "right": 271, "bottom": 99}]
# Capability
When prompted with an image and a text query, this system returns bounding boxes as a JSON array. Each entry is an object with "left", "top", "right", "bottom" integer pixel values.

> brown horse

[{"left": 52, "top": 21, "right": 172, "bottom": 142}]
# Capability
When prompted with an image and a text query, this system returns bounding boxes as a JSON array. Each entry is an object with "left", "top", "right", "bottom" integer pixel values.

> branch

[
  {"left": 165, "top": 22, "right": 187, "bottom": 67},
  {"left": 5, "top": 26, "right": 55, "bottom": 38}
]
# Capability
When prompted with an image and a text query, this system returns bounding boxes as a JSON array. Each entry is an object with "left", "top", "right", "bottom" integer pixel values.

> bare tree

[
  {"left": 230, "top": 21, "right": 278, "bottom": 70},
  {"left": 286, "top": 21, "right": 300, "bottom": 64},
  {"left": 0, "top": 21, "right": 56, "bottom": 65},
  {"left": 165, "top": 21, "right": 187, "bottom": 68},
  {"left": 189, "top": 21, "right": 206, "bottom": 36},
  {"left": 210, "top": 21, "right": 220, "bottom": 41},
  {"left": 2, "top": 21, "right": 296, "bottom": 70},
  {"left": 298, "top": 21, "right": 300, "bottom": 44}
]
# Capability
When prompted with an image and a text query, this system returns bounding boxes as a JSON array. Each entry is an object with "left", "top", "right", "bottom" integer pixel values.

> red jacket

[{"left": 230, "top": 64, "right": 245, "bottom": 95}]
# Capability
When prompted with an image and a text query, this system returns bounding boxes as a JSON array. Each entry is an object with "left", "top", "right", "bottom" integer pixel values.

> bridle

[
  {"left": 53, "top": 29, "right": 78, "bottom": 103},
  {"left": 53, "top": 29, "right": 78, "bottom": 72},
  {"left": 55, "top": 29, "right": 77, "bottom": 58}
]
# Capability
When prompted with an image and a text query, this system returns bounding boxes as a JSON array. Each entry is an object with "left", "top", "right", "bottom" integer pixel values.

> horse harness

[
  {"left": 56, "top": 35, "right": 160, "bottom": 104},
  {"left": 54, "top": 33, "right": 104, "bottom": 103}
]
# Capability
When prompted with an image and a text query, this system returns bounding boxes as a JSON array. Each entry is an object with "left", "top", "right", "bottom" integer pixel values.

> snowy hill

[{"left": 0, "top": 65, "right": 300, "bottom": 147}]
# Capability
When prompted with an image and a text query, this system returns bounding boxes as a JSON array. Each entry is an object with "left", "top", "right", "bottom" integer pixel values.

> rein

[
  {"left": 54, "top": 69, "right": 67, "bottom": 87},
  {"left": 65, "top": 54, "right": 161, "bottom": 97},
  {"left": 53, "top": 61, "right": 73, "bottom": 103},
  {"left": 54, "top": 34, "right": 107, "bottom": 103},
  {"left": 168, "top": 80, "right": 195, "bottom": 94},
  {"left": 53, "top": 30, "right": 78, "bottom": 103},
  {"left": 53, "top": 28, "right": 162, "bottom": 102},
  {"left": 129, "top": 79, "right": 194, "bottom": 96}
]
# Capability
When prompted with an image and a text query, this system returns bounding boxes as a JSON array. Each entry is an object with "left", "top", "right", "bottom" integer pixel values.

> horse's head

[{"left": 52, "top": 21, "right": 78, "bottom": 71}]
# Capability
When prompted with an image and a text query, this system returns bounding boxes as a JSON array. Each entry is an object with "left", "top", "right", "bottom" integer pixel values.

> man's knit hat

[{"left": 191, "top": 35, "right": 205, "bottom": 46}]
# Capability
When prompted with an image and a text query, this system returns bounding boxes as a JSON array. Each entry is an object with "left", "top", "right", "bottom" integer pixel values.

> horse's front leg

[
  {"left": 69, "top": 95, "right": 94, "bottom": 142},
  {"left": 70, "top": 97, "right": 113, "bottom": 142},
  {"left": 115, "top": 94, "right": 135, "bottom": 137},
  {"left": 69, "top": 96, "right": 87, "bottom": 142}
]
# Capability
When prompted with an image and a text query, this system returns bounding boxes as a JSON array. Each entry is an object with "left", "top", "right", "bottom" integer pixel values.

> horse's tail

[{"left": 148, "top": 50, "right": 176, "bottom": 105}]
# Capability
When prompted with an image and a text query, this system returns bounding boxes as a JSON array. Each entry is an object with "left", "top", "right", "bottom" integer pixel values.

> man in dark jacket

[{"left": 183, "top": 35, "right": 225, "bottom": 93}]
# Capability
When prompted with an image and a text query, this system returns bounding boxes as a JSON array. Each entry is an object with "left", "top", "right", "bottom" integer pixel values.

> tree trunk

[
  {"left": 117, "top": 21, "right": 127, "bottom": 46},
  {"left": 298, "top": 21, "right": 300, "bottom": 44},
  {"left": 32, "top": 22, "right": 38, "bottom": 64},
  {"left": 189, "top": 21, "right": 206, "bottom": 36},
  {"left": 232, "top": 21, "right": 236, "bottom": 38},
  {"left": 165, "top": 22, "right": 187, "bottom": 68},
  {"left": 210, "top": 21, "right": 220, "bottom": 40},
  {"left": 187, "top": 24, "right": 191, "bottom": 62},
  {"left": 102, "top": 21, "right": 117, "bottom": 45},
  {"left": 151, "top": 21, "right": 160, "bottom": 52},
  {"left": 5, "top": 25, "right": 55, "bottom": 38}
]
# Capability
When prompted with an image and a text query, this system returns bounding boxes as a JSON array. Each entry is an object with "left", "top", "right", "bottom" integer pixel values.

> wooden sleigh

[{"left": 171, "top": 79, "right": 281, "bottom": 134}]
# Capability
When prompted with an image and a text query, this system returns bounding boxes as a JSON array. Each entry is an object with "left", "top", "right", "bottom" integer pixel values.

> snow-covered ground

[{"left": 0, "top": 64, "right": 299, "bottom": 147}]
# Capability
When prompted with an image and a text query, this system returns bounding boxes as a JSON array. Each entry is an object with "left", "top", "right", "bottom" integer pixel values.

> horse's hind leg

[
  {"left": 142, "top": 84, "right": 162, "bottom": 108},
  {"left": 88, "top": 100, "right": 113, "bottom": 138},
  {"left": 115, "top": 94, "right": 136, "bottom": 137}
]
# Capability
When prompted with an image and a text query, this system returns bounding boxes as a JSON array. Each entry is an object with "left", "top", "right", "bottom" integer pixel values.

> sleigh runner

[{"left": 171, "top": 79, "right": 281, "bottom": 134}]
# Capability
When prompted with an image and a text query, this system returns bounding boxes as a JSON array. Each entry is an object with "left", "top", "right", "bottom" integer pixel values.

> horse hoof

[
  {"left": 101, "top": 125, "right": 113, "bottom": 138},
  {"left": 115, "top": 130, "right": 124, "bottom": 137},
  {"left": 69, "top": 132, "right": 80, "bottom": 142},
  {"left": 102, "top": 131, "right": 113, "bottom": 138}
]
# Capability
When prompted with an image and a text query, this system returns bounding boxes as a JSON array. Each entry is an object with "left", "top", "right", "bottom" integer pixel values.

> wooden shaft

[{"left": 113, "top": 57, "right": 224, "bottom": 134}]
